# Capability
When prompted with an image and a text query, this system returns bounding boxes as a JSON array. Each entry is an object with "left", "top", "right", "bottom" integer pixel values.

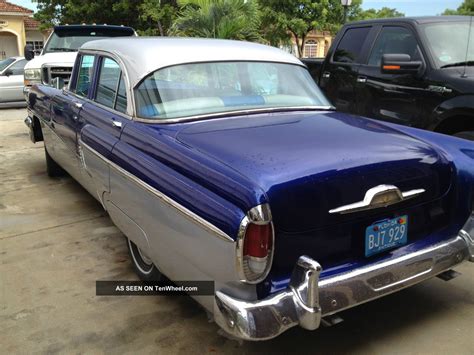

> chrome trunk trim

[{"left": 329, "top": 184, "right": 425, "bottom": 214}]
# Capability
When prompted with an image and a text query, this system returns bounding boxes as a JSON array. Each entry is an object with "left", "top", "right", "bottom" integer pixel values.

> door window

[
  {"left": 368, "top": 27, "right": 421, "bottom": 66},
  {"left": 333, "top": 27, "right": 371, "bottom": 63},
  {"left": 75, "top": 55, "right": 95, "bottom": 97},
  {"left": 95, "top": 57, "right": 128, "bottom": 113},
  {"left": 8, "top": 59, "right": 27, "bottom": 75},
  {"left": 115, "top": 74, "right": 127, "bottom": 113}
]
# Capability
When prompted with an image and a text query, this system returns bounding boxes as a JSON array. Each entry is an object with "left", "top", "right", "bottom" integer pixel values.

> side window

[
  {"left": 95, "top": 58, "right": 122, "bottom": 109},
  {"left": 115, "top": 74, "right": 127, "bottom": 113},
  {"left": 333, "top": 27, "right": 371, "bottom": 63},
  {"left": 75, "top": 55, "right": 95, "bottom": 98},
  {"left": 368, "top": 27, "right": 421, "bottom": 66},
  {"left": 9, "top": 59, "right": 27, "bottom": 75}
]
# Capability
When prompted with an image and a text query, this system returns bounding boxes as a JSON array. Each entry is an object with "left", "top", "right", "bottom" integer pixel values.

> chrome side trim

[
  {"left": 329, "top": 184, "right": 425, "bottom": 214},
  {"left": 215, "top": 231, "right": 473, "bottom": 341},
  {"left": 79, "top": 140, "right": 234, "bottom": 243},
  {"left": 236, "top": 204, "right": 275, "bottom": 284}
]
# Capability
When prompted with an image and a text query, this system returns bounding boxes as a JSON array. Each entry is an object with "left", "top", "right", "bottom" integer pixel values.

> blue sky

[
  {"left": 8, "top": 0, "right": 467, "bottom": 16},
  {"left": 361, "top": 0, "right": 464, "bottom": 16}
]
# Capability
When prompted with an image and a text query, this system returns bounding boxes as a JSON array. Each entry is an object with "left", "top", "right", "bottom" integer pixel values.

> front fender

[{"left": 429, "top": 94, "right": 474, "bottom": 131}]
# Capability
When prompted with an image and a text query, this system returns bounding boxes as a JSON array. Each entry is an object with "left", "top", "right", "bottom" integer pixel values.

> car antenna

[{"left": 462, "top": 15, "right": 473, "bottom": 78}]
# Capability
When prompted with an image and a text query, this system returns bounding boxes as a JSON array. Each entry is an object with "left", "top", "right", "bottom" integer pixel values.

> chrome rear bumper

[{"left": 214, "top": 226, "right": 474, "bottom": 341}]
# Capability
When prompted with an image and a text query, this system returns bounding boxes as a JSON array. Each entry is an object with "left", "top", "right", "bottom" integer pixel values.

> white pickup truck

[{"left": 23, "top": 24, "right": 136, "bottom": 95}]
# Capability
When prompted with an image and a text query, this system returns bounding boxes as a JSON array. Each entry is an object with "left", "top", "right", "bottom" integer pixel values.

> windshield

[
  {"left": 135, "top": 61, "right": 331, "bottom": 120},
  {"left": 423, "top": 21, "right": 474, "bottom": 68},
  {"left": 43, "top": 28, "right": 134, "bottom": 53},
  {"left": 0, "top": 58, "right": 15, "bottom": 72}
]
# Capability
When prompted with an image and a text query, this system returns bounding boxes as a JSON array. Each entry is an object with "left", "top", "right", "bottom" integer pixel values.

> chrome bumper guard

[
  {"left": 24, "top": 116, "right": 36, "bottom": 143},
  {"left": 214, "top": 227, "right": 474, "bottom": 341}
]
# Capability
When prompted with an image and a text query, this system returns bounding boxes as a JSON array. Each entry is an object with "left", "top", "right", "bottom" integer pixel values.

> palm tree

[{"left": 169, "top": 0, "right": 261, "bottom": 41}]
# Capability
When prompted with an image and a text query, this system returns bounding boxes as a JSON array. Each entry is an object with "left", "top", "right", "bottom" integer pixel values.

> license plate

[{"left": 365, "top": 215, "right": 408, "bottom": 257}]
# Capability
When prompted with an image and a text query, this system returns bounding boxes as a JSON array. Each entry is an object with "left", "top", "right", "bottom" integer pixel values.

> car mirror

[
  {"left": 51, "top": 77, "right": 65, "bottom": 90},
  {"left": 24, "top": 44, "right": 35, "bottom": 61},
  {"left": 381, "top": 54, "right": 423, "bottom": 75},
  {"left": 4, "top": 69, "right": 13, "bottom": 76}
]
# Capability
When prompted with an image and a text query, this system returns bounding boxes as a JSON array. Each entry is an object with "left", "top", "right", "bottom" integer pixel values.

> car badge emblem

[{"left": 328, "top": 184, "right": 425, "bottom": 214}]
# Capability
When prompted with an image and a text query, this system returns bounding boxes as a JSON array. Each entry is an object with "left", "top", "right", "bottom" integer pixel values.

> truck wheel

[
  {"left": 126, "top": 238, "right": 164, "bottom": 281},
  {"left": 45, "top": 146, "right": 66, "bottom": 177},
  {"left": 453, "top": 131, "right": 474, "bottom": 141}
]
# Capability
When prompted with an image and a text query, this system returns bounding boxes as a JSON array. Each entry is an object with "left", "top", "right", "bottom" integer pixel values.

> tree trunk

[
  {"left": 299, "top": 33, "right": 307, "bottom": 58},
  {"left": 290, "top": 31, "right": 302, "bottom": 58},
  {"left": 157, "top": 20, "right": 164, "bottom": 36}
]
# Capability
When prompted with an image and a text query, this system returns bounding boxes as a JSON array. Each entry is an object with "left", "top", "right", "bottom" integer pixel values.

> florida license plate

[{"left": 365, "top": 215, "right": 408, "bottom": 257}]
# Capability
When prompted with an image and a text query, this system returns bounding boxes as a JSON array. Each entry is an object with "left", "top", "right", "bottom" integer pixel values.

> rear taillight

[
  {"left": 237, "top": 204, "right": 274, "bottom": 283},
  {"left": 244, "top": 223, "right": 273, "bottom": 274}
]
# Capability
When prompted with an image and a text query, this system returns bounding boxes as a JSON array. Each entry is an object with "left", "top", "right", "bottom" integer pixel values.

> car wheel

[
  {"left": 453, "top": 131, "right": 474, "bottom": 141},
  {"left": 126, "top": 238, "right": 163, "bottom": 281},
  {"left": 45, "top": 146, "right": 66, "bottom": 177}
]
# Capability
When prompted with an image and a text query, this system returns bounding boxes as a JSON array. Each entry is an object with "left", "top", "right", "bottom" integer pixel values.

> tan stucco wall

[
  {"left": 291, "top": 31, "right": 333, "bottom": 58},
  {"left": 25, "top": 30, "right": 46, "bottom": 42},
  {"left": 0, "top": 15, "right": 27, "bottom": 56}
]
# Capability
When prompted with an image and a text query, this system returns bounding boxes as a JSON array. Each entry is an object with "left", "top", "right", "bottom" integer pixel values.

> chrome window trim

[
  {"left": 79, "top": 140, "right": 234, "bottom": 243},
  {"left": 77, "top": 49, "right": 135, "bottom": 117},
  {"left": 64, "top": 89, "right": 133, "bottom": 121},
  {"left": 133, "top": 106, "right": 336, "bottom": 125},
  {"left": 93, "top": 56, "right": 128, "bottom": 114},
  {"left": 236, "top": 204, "right": 275, "bottom": 284}
]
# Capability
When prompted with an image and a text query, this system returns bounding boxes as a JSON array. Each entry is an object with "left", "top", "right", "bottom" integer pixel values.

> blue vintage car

[{"left": 25, "top": 38, "right": 474, "bottom": 341}]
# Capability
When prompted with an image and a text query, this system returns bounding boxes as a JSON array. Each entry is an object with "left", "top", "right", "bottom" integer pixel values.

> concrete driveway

[{"left": 1, "top": 108, "right": 473, "bottom": 354}]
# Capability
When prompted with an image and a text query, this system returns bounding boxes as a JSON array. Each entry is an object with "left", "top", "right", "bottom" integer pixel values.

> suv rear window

[{"left": 333, "top": 27, "right": 371, "bottom": 63}]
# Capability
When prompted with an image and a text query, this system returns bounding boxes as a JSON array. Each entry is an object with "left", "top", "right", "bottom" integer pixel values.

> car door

[
  {"left": 49, "top": 54, "right": 94, "bottom": 178},
  {"left": 0, "top": 59, "right": 26, "bottom": 102},
  {"left": 319, "top": 26, "right": 373, "bottom": 113},
  {"left": 78, "top": 55, "right": 130, "bottom": 203},
  {"left": 356, "top": 25, "right": 427, "bottom": 127}
]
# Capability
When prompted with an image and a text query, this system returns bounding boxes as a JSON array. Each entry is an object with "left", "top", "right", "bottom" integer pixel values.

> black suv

[{"left": 305, "top": 16, "right": 474, "bottom": 140}]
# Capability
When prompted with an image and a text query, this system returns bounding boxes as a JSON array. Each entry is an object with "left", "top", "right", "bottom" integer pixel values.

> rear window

[
  {"left": 135, "top": 61, "right": 331, "bottom": 120},
  {"left": 333, "top": 27, "right": 371, "bottom": 63}
]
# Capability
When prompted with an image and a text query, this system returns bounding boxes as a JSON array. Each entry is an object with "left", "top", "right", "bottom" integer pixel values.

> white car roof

[{"left": 81, "top": 37, "right": 303, "bottom": 88}]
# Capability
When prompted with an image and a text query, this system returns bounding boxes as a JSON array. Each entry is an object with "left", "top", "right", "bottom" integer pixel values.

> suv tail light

[{"left": 237, "top": 204, "right": 274, "bottom": 283}]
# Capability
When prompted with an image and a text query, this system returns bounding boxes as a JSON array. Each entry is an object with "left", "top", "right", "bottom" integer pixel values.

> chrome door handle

[
  {"left": 74, "top": 102, "right": 83, "bottom": 109},
  {"left": 322, "top": 71, "right": 331, "bottom": 79},
  {"left": 357, "top": 76, "right": 367, "bottom": 83},
  {"left": 112, "top": 120, "right": 122, "bottom": 129}
]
